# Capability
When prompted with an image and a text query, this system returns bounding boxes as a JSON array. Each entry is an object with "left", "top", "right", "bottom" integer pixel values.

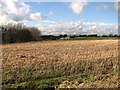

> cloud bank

[{"left": 37, "top": 21, "right": 118, "bottom": 36}]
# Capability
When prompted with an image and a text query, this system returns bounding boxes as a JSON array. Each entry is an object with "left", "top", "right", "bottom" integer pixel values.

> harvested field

[{"left": 2, "top": 40, "right": 119, "bottom": 88}]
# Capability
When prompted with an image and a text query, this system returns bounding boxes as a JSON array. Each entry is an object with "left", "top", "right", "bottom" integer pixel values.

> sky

[
  {"left": 27, "top": 2, "right": 117, "bottom": 23},
  {"left": 0, "top": 0, "right": 119, "bottom": 35}
]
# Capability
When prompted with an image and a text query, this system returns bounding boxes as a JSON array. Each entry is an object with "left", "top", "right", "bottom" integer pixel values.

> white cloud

[
  {"left": 0, "top": 0, "right": 46, "bottom": 25},
  {"left": 0, "top": 0, "right": 31, "bottom": 25},
  {"left": 28, "top": 12, "right": 46, "bottom": 21},
  {"left": 96, "top": 5, "right": 109, "bottom": 11},
  {"left": 40, "top": 20, "right": 57, "bottom": 24},
  {"left": 69, "top": 2, "right": 87, "bottom": 14},
  {"left": 2, "top": 0, "right": 18, "bottom": 14},
  {"left": 18, "top": 3, "right": 30, "bottom": 16},
  {"left": 37, "top": 21, "right": 117, "bottom": 36}
]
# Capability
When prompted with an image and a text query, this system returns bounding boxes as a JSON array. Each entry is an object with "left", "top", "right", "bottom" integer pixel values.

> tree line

[
  {"left": 1, "top": 23, "right": 41, "bottom": 44},
  {"left": 41, "top": 34, "right": 119, "bottom": 40},
  {"left": 0, "top": 23, "right": 119, "bottom": 44}
]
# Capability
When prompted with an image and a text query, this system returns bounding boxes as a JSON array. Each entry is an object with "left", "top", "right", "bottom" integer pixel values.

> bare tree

[{"left": 1, "top": 22, "right": 41, "bottom": 43}]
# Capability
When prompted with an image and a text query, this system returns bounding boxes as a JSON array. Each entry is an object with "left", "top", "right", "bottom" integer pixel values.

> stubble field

[{"left": 2, "top": 40, "right": 119, "bottom": 89}]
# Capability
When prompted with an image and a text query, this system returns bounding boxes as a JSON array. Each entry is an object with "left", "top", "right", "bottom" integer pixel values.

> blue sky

[{"left": 26, "top": 2, "right": 117, "bottom": 24}]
